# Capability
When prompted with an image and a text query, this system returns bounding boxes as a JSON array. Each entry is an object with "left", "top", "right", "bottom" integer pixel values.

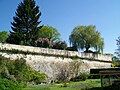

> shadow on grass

[
  {"left": 86, "top": 87, "right": 101, "bottom": 90},
  {"left": 87, "top": 85, "right": 120, "bottom": 90}
]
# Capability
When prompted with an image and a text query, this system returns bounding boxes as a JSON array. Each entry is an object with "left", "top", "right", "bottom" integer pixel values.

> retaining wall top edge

[{"left": 0, "top": 43, "right": 112, "bottom": 61}]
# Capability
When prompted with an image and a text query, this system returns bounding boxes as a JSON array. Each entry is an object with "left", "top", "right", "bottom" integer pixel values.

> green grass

[{"left": 24, "top": 79, "right": 101, "bottom": 90}]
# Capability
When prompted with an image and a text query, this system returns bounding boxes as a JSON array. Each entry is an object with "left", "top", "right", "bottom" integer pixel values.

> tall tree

[
  {"left": 69, "top": 25, "right": 104, "bottom": 53},
  {"left": 38, "top": 25, "right": 61, "bottom": 42},
  {"left": 0, "top": 31, "right": 8, "bottom": 43},
  {"left": 8, "top": 0, "right": 42, "bottom": 45}
]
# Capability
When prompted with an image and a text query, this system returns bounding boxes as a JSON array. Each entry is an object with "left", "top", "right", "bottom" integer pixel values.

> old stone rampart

[
  {"left": 0, "top": 43, "right": 112, "bottom": 62},
  {"left": 0, "top": 43, "right": 112, "bottom": 82}
]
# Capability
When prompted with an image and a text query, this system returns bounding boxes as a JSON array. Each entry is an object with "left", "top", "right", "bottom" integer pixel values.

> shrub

[
  {"left": 0, "top": 55, "right": 46, "bottom": 85},
  {"left": 13, "top": 58, "right": 31, "bottom": 82},
  {"left": 29, "top": 70, "right": 47, "bottom": 84},
  {"left": 35, "top": 38, "right": 50, "bottom": 48},
  {"left": 13, "top": 58, "right": 46, "bottom": 84},
  {"left": 66, "top": 46, "right": 78, "bottom": 51},
  {"left": 61, "top": 83, "right": 68, "bottom": 87},
  {"left": 71, "top": 72, "right": 89, "bottom": 81},
  {"left": 52, "top": 41, "right": 67, "bottom": 50},
  {"left": 35, "top": 38, "right": 67, "bottom": 50},
  {"left": 78, "top": 72, "right": 89, "bottom": 81},
  {"left": 0, "top": 78, "right": 23, "bottom": 90},
  {"left": 112, "top": 60, "right": 120, "bottom": 67}
]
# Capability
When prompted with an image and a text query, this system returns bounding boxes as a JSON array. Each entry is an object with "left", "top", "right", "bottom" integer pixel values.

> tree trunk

[{"left": 85, "top": 45, "right": 90, "bottom": 52}]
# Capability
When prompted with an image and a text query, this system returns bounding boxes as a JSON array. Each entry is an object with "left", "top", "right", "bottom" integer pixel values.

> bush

[
  {"left": 66, "top": 46, "right": 78, "bottom": 51},
  {"left": 70, "top": 72, "right": 89, "bottom": 81},
  {"left": 52, "top": 41, "right": 67, "bottom": 50},
  {"left": 61, "top": 83, "right": 68, "bottom": 87},
  {"left": 112, "top": 60, "right": 120, "bottom": 67},
  {"left": 112, "top": 56, "right": 120, "bottom": 67},
  {"left": 35, "top": 38, "right": 68, "bottom": 50},
  {"left": 13, "top": 58, "right": 31, "bottom": 82},
  {"left": 0, "top": 55, "right": 46, "bottom": 85},
  {"left": 13, "top": 58, "right": 47, "bottom": 84},
  {"left": 35, "top": 38, "right": 50, "bottom": 48},
  {"left": 29, "top": 70, "right": 47, "bottom": 84},
  {"left": 78, "top": 72, "right": 89, "bottom": 81},
  {"left": 0, "top": 78, "right": 23, "bottom": 90}
]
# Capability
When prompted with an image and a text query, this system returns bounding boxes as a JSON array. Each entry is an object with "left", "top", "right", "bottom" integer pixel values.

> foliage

[
  {"left": 52, "top": 41, "right": 67, "bottom": 50},
  {"left": 0, "top": 55, "right": 46, "bottom": 86},
  {"left": 38, "top": 25, "right": 61, "bottom": 42},
  {"left": 0, "top": 78, "right": 23, "bottom": 90},
  {"left": 0, "top": 57, "right": 31, "bottom": 82},
  {"left": 78, "top": 73, "right": 89, "bottom": 81},
  {"left": 35, "top": 38, "right": 50, "bottom": 48},
  {"left": 61, "top": 83, "right": 68, "bottom": 87},
  {"left": 13, "top": 59, "right": 31, "bottom": 82},
  {"left": 35, "top": 38, "right": 67, "bottom": 50},
  {"left": 7, "top": 0, "right": 42, "bottom": 45},
  {"left": 29, "top": 70, "right": 47, "bottom": 84},
  {"left": 115, "top": 36, "right": 120, "bottom": 60},
  {"left": 66, "top": 46, "right": 78, "bottom": 51},
  {"left": 113, "top": 36, "right": 120, "bottom": 67},
  {"left": 112, "top": 56, "right": 120, "bottom": 67},
  {"left": 0, "top": 31, "right": 8, "bottom": 43},
  {"left": 71, "top": 72, "right": 89, "bottom": 81},
  {"left": 69, "top": 25, "right": 104, "bottom": 53}
]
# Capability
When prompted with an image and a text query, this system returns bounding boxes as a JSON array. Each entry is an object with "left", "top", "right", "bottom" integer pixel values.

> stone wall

[
  {"left": 0, "top": 43, "right": 112, "bottom": 61},
  {"left": 0, "top": 43, "right": 112, "bottom": 82}
]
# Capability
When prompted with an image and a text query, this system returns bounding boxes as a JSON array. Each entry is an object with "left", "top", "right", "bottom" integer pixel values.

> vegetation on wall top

[
  {"left": 69, "top": 25, "right": 104, "bottom": 53},
  {"left": 38, "top": 25, "right": 61, "bottom": 42}
]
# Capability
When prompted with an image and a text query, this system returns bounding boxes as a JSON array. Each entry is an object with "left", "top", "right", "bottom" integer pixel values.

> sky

[{"left": 0, "top": 0, "right": 120, "bottom": 54}]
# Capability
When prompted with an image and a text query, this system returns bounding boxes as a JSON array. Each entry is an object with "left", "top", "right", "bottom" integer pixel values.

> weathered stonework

[{"left": 0, "top": 43, "right": 112, "bottom": 82}]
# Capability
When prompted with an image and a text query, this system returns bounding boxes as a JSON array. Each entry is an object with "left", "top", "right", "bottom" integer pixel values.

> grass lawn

[{"left": 24, "top": 79, "right": 101, "bottom": 90}]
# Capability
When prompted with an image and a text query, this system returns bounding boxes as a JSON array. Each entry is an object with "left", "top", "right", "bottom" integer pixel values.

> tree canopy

[
  {"left": 115, "top": 36, "right": 120, "bottom": 59},
  {"left": 0, "top": 31, "right": 8, "bottom": 43},
  {"left": 38, "top": 25, "right": 61, "bottom": 42},
  {"left": 8, "top": 0, "right": 42, "bottom": 45},
  {"left": 69, "top": 25, "right": 104, "bottom": 53}
]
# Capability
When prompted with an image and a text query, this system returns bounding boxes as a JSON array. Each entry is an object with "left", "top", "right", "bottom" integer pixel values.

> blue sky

[{"left": 0, "top": 0, "right": 120, "bottom": 54}]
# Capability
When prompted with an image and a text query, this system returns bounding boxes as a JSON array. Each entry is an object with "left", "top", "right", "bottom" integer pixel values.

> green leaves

[
  {"left": 0, "top": 31, "right": 8, "bottom": 43},
  {"left": 0, "top": 55, "right": 46, "bottom": 84},
  {"left": 9, "top": 0, "right": 42, "bottom": 45},
  {"left": 69, "top": 25, "right": 104, "bottom": 53},
  {"left": 38, "top": 25, "right": 61, "bottom": 42},
  {"left": 115, "top": 36, "right": 120, "bottom": 60}
]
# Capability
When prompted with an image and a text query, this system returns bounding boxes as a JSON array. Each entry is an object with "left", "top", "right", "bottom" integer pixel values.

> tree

[
  {"left": 0, "top": 31, "right": 8, "bottom": 43},
  {"left": 115, "top": 36, "right": 120, "bottom": 59},
  {"left": 38, "top": 25, "right": 61, "bottom": 42},
  {"left": 8, "top": 0, "right": 42, "bottom": 45},
  {"left": 69, "top": 25, "right": 104, "bottom": 53}
]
